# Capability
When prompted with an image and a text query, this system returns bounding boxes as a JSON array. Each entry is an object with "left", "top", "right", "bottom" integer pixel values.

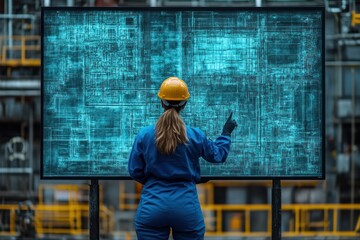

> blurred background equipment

[
  {"left": 0, "top": 0, "right": 360, "bottom": 239},
  {"left": 5, "top": 136, "right": 27, "bottom": 162},
  {"left": 15, "top": 200, "right": 36, "bottom": 238}
]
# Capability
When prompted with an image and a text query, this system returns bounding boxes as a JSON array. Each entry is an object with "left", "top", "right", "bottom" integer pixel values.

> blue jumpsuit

[{"left": 128, "top": 125, "right": 231, "bottom": 240}]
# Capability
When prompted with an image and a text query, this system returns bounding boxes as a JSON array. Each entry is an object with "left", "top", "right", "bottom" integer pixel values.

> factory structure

[{"left": 0, "top": 0, "right": 360, "bottom": 239}]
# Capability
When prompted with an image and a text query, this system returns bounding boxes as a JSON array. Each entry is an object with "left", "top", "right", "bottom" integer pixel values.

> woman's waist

[
  {"left": 143, "top": 176, "right": 197, "bottom": 193},
  {"left": 145, "top": 176, "right": 195, "bottom": 186}
]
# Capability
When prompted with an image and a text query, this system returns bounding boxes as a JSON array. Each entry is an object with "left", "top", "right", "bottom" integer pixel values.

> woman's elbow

[
  {"left": 218, "top": 149, "right": 229, "bottom": 163},
  {"left": 129, "top": 171, "right": 146, "bottom": 184}
]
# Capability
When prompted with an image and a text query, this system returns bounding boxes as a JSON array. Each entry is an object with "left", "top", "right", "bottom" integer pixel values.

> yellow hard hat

[{"left": 157, "top": 77, "right": 190, "bottom": 101}]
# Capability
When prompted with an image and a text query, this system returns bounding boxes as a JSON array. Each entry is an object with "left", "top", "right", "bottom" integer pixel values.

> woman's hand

[{"left": 222, "top": 112, "right": 237, "bottom": 136}]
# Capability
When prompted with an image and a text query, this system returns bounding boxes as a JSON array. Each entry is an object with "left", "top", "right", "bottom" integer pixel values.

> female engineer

[{"left": 128, "top": 76, "right": 237, "bottom": 240}]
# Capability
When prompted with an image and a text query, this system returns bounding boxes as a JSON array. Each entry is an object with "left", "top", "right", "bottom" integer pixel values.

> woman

[{"left": 128, "top": 76, "right": 237, "bottom": 240}]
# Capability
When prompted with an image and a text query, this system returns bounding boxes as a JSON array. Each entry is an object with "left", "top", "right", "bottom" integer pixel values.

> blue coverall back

[{"left": 128, "top": 125, "right": 231, "bottom": 240}]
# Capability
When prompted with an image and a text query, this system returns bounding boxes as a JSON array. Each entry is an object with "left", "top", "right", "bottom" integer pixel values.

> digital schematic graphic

[{"left": 42, "top": 8, "right": 323, "bottom": 179}]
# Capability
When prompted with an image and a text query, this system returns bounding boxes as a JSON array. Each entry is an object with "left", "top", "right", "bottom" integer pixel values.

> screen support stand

[
  {"left": 272, "top": 179, "right": 281, "bottom": 240},
  {"left": 89, "top": 179, "right": 100, "bottom": 240}
]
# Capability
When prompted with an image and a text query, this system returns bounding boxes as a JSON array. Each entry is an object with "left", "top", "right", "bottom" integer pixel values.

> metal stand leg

[
  {"left": 272, "top": 180, "right": 281, "bottom": 240},
  {"left": 90, "top": 179, "right": 99, "bottom": 240}
]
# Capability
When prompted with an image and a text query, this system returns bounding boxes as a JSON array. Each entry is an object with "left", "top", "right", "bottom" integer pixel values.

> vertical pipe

[
  {"left": 295, "top": 207, "right": 299, "bottom": 234},
  {"left": 149, "top": 0, "right": 157, "bottom": 7},
  {"left": 334, "top": 14, "right": 343, "bottom": 205},
  {"left": 90, "top": 179, "right": 99, "bottom": 240},
  {"left": 8, "top": 0, "right": 13, "bottom": 59},
  {"left": 255, "top": 0, "right": 262, "bottom": 7},
  {"left": 333, "top": 208, "right": 338, "bottom": 233},
  {"left": 30, "top": 18, "right": 35, "bottom": 36},
  {"left": 3, "top": 0, "right": 7, "bottom": 37},
  {"left": 67, "top": 0, "right": 75, "bottom": 6},
  {"left": 272, "top": 180, "right": 281, "bottom": 240},
  {"left": 350, "top": 67, "right": 356, "bottom": 228},
  {"left": 341, "top": 0, "right": 347, "bottom": 11},
  {"left": 44, "top": 0, "right": 51, "bottom": 7},
  {"left": 21, "top": 36, "right": 25, "bottom": 64},
  {"left": 29, "top": 103, "right": 34, "bottom": 191},
  {"left": 245, "top": 210, "right": 250, "bottom": 233}
]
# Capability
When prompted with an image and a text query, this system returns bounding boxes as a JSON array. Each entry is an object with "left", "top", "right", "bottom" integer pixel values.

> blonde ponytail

[{"left": 156, "top": 108, "right": 188, "bottom": 155}]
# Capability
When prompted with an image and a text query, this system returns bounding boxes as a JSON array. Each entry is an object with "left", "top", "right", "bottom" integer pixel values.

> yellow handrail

[
  {"left": 0, "top": 204, "right": 18, "bottom": 236},
  {"left": 119, "top": 181, "right": 141, "bottom": 210},
  {"left": 201, "top": 204, "right": 360, "bottom": 238},
  {"left": 38, "top": 184, "right": 104, "bottom": 206},
  {"left": 118, "top": 201, "right": 360, "bottom": 238},
  {"left": 1, "top": 203, "right": 360, "bottom": 237},
  {"left": 352, "top": 11, "right": 360, "bottom": 26},
  {"left": 0, "top": 204, "right": 114, "bottom": 236},
  {"left": 0, "top": 35, "right": 40, "bottom": 67},
  {"left": 119, "top": 181, "right": 317, "bottom": 210}
]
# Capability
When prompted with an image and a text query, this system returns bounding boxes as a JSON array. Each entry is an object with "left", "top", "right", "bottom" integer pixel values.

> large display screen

[{"left": 41, "top": 7, "right": 324, "bottom": 179}]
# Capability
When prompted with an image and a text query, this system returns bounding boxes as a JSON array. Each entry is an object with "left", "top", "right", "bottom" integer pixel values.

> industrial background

[{"left": 0, "top": 0, "right": 359, "bottom": 239}]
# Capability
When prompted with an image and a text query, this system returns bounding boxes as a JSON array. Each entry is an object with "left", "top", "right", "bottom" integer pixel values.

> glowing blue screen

[{"left": 42, "top": 8, "right": 323, "bottom": 179}]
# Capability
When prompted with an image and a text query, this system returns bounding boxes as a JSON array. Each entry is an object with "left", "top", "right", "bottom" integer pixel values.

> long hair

[{"left": 155, "top": 107, "right": 188, "bottom": 155}]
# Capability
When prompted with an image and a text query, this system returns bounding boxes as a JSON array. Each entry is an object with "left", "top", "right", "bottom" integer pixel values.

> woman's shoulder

[
  {"left": 138, "top": 125, "right": 155, "bottom": 136},
  {"left": 186, "top": 125, "right": 206, "bottom": 138}
]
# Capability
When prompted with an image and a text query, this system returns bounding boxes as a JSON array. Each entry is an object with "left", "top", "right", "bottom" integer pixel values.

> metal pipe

[
  {"left": 29, "top": 103, "right": 34, "bottom": 191},
  {"left": 350, "top": 67, "right": 356, "bottom": 228},
  {"left": 272, "top": 180, "right": 281, "bottom": 240},
  {"left": 338, "top": 40, "right": 360, "bottom": 46},
  {"left": 337, "top": 27, "right": 343, "bottom": 105},
  {"left": 255, "top": 0, "right": 261, "bottom": 7},
  {"left": 326, "top": 33, "right": 360, "bottom": 40},
  {"left": 0, "top": 14, "right": 37, "bottom": 19},
  {"left": 8, "top": 0, "right": 13, "bottom": 59},
  {"left": 89, "top": 180, "right": 99, "bottom": 240},
  {"left": 0, "top": 90, "right": 40, "bottom": 96},
  {"left": 149, "top": 0, "right": 157, "bottom": 7},
  {"left": 0, "top": 168, "right": 32, "bottom": 173},
  {"left": 67, "top": 0, "right": 74, "bottom": 6},
  {"left": 191, "top": 0, "right": 199, "bottom": 7},
  {"left": 44, "top": 0, "right": 51, "bottom": 7},
  {"left": 332, "top": 60, "right": 338, "bottom": 204},
  {"left": 0, "top": 80, "right": 40, "bottom": 89},
  {"left": 31, "top": 17, "right": 35, "bottom": 36},
  {"left": 326, "top": 61, "right": 360, "bottom": 66},
  {"left": 3, "top": 0, "right": 6, "bottom": 37},
  {"left": 334, "top": 14, "right": 343, "bottom": 195}
]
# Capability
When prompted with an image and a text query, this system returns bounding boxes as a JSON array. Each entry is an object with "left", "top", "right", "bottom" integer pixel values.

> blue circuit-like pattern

[{"left": 42, "top": 9, "right": 323, "bottom": 178}]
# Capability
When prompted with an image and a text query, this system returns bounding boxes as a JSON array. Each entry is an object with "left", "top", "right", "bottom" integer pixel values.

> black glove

[{"left": 222, "top": 112, "right": 237, "bottom": 136}]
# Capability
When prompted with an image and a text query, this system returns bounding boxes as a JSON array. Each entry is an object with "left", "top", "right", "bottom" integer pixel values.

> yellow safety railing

[
  {"left": 38, "top": 184, "right": 103, "bottom": 205},
  {"left": 117, "top": 201, "right": 360, "bottom": 238},
  {"left": 203, "top": 204, "right": 271, "bottom": 237},
  {"left": 1, "top": 203, "right": 360, "bottom": 238},
  {"left": 0, "top": 204, "right": 114, "bottom": 236},
  {"left": 282, "top": 204, "right": 360, "bottom": 237},
  {"left": 0, "top": 204, "right": 17, "bottom": 236},
  {"left": 352, "top": 11, "right": 360, "bottom": 26},
  {"left": 0, "top": 35, "right": 40, "bottom": 67},
  {"left": 119, "top": 181, "right": 318, "bottom": 210},
  {"left": 119, "top": 181, "right": 141, "bottom": 210},
  {"left": 210, "top": 180, "right": 319, "bottom": 188},
  {"left": 202, "top": 204, "right": 360, "bottom": 238}
]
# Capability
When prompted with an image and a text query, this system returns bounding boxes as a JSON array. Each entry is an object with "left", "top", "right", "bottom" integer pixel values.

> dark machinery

[{"left": 15, "top": 201, "right": 35, "bottom": 239}]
